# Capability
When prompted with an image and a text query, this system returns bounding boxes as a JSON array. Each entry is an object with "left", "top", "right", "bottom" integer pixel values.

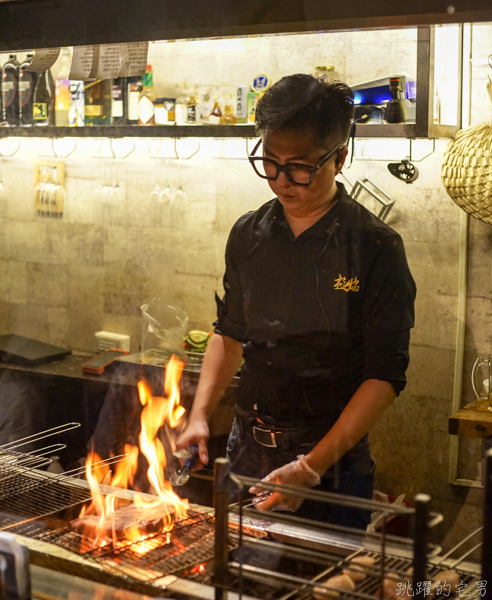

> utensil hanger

[
  {"left": 36, "top": 137, "right": 76, "bottom": 158},
  {"left": 0, "top": 138, "right": 20, "bottom": 158},
  {"left": 148, "top": 137, "right": 200, "bottom": 159},
  {"left": 212, "top": 138, "right": 257, "bottom": 160},
  {"left": 90, "top": 137, "right": 134, "bottom": 159},
  {"left": 354, "top": 138, "right": 435, "bottom": 163}
]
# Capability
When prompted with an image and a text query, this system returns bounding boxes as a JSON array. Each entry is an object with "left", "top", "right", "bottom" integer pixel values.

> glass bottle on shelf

[
  {"left": 112, "top": 77, "right": 127, "bottom": 125},
  {"left": 208, "top": 95, "right": 222, "bottom": 124},
  {"left": 126, "top": 75, "right": 142, "bottom": 125},
  {"left": 84, "top": 79, "right": 112, "bottom": 126},
  {"left": 33, "top": 69, "right": 55, "bottom": 126},
  {"left": 175, "top": 83, "right": 188, "bottom": 124},
  {"left": 187, "top": 88, "right": 197, "bottom": 123},
  {"left": 1, "top": 54, "right": 20, "bottom": 125},
  {"left": 55, "top": 47, "right": 72, "bottom": 126},
  {"left": 138, "top": 65, "right": 156, "bottom": 126},
  {"left": 220, "top": 95, "right": 237, "bottom": 124},
  {"left": 18, "top": 54, "right": 37, "bottom": 126},
  {"left": 197, "top": 90, "right": 213, "bottom": 123},
  {"left": 68, "top": 81, "right": 85, "bottom": 127}
]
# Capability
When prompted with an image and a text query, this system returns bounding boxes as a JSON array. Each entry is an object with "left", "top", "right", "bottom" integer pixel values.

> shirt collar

[{"left": 270, "top": 182, "right": 352, "bottom": 240}]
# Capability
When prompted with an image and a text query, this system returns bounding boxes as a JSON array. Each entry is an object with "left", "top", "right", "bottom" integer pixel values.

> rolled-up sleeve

[
  {"left": 362, "top": 235, "right": 416, "bottom": 394},
  {"left": 214, "top": 218, "right": 248, "bottom": 342}
]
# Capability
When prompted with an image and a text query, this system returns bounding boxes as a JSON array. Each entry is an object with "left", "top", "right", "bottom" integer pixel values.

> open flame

[{"left": 77, "top": 355, "right": 188, "bottom": 551}]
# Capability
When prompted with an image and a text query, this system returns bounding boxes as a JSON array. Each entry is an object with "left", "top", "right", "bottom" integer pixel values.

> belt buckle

[{"left": 253, "top": 426, "right": 278, "bottom": 448}]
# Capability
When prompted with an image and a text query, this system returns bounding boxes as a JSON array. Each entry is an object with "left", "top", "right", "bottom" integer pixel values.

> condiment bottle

[
  {"left": 196, "top": 91, "right": 212, "bottom": 123},
  {"left": 175, "top": 83, "right": 188, "bottom": 124},
  {"left": 220, "top": 95, "right": 236, "bottom": 124},
  {"left": 138, "top": 64, "right": 156, "bottom": 126},
  {"left": 209, "top": 95, "right": 222, "bottom": 124},
  {"left": 187, "top": 88, "right": 197, "bottom": 123}
]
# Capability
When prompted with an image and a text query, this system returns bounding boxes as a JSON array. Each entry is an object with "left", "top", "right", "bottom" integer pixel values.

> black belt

[{"left": 238, "top": 418, "right": 330, "bottom": 449}]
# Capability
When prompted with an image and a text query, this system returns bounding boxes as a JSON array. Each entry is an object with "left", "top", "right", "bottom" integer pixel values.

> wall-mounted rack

[
  {"left": 0, "top": 125, "right": 258, "bottom": 139},
  {"left": 0, "top": 27, "right": 461, "bottom": 141}
]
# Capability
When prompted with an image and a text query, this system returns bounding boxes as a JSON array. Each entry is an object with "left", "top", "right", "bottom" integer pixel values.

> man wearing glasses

[{"left": 177, "top": 74, "right": 415, "bottom": 528}]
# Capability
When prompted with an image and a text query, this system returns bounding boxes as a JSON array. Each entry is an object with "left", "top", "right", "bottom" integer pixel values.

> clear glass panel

[{"left": 433, "top": 24, "right": 461, "bottom": 126}]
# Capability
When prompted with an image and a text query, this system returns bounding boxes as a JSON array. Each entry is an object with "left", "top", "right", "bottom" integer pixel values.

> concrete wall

[{"left": 1, "top": 23, "right": 492, "bottom": 551}]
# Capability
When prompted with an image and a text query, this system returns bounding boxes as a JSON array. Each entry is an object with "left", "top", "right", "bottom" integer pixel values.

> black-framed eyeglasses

[{"left": 248, "top": 139, "right": 344, "bottom": 187}]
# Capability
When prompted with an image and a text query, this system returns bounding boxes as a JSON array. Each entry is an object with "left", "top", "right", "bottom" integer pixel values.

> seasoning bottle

[
  {"left": 187, "top": 88, "right": 197, "bottom": 123},
  {"left": 208, "top": 95, "right": 222, "bottom": 124},
  {"left": 220, "top": 95, "right": 236, "bottom": 124},
  {"left": 138, "top": 65, "right": 156, "bottom": 126},
  {"left": 175, "top": 83, "right": 188, "bottom": 124},
  {"left": 236, "top": 85, "right": 250, "bottom": 124},
  {"left": 126, "top": 75, "right": 142, "bottom": 125},
  {"left": 196, "top": 90, "right": 212, "bottom": 123}
]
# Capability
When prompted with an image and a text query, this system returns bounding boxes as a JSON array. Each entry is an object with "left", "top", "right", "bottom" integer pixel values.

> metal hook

[
  {"left": 174, "top": 138, "right": 200, "bottom": 160},
  {"left": 110, "top": 138, "right": 135, "bottom": 159},
  {"left": 52, "top": 138, "right": 77, "bottom": 158},
  {"left": 108, "top": 138, "right": 116, "bottom": 159},
  {"left": 212, "top": 137, "right": 258, "bottom": 160},
  {"left": 90, "top": 138, "right": 134, "bottom": 159},
  {"left": 355, "top": 138, "right": 435, "bottom": 163},
  {"left": 0, "top": 139, "right": 20, "bottom": 158}
]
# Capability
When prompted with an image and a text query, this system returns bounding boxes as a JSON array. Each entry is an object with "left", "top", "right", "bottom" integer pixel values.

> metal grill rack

[
  {"left": 212, "top": 457, "right": 490, "bottom": 600},
  {"left": 25, "top": 509, "right": 222, "bottom": 582},
  {"left": 0, "top": 424, "right": 243, "bottom": 590}
]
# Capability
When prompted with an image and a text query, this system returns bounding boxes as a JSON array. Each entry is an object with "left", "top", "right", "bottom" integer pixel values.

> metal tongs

[{"left": 170, "top": 445, "right": 199, "bottom": 486}]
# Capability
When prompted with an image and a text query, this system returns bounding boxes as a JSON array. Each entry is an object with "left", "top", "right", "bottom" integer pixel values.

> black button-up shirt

[{"left": 215, "top": 183, "right": 416, "bottom": 427}]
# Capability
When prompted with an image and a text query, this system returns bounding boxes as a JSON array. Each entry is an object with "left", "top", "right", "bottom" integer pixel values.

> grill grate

[
  {"left": 0, "top": 476, "right": 92, "bottom": 530},
  {"left": 14, "top": 508, "right": 223, "bottom": 583},
  {"left": 228, "top": 549, "right": 481, "bottom": 600}
]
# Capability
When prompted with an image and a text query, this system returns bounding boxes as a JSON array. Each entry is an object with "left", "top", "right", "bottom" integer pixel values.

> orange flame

[{"left": 77, "top": 355, "right": 188, "bottom": 550}]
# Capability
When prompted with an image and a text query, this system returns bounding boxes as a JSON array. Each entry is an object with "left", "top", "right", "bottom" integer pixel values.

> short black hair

[{"left": 255, "top": 73, "right": 354, "bottom": 147}]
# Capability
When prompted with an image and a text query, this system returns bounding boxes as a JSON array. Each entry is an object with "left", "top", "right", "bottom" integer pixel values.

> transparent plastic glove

[{"left": 249, "top": 455, "right": 321, "bottom": 512}]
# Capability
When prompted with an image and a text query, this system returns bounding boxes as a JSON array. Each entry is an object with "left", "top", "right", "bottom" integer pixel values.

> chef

[{"left": 177, "top": 73, "right": 416, "bottom": 529}]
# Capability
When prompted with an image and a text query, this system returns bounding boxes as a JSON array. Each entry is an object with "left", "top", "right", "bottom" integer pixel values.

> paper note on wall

[
  {"left": 69, "top": 46, "right": 94, "bottom": 80},
  {"left": 24, "top": 48, "right": 60, "bottom": 71},
  {"left": 118, "top": 42, "right": 149, "bottom": 77},
  {"left": 89, "top": 45, "right": 121, "bottom": 79}
]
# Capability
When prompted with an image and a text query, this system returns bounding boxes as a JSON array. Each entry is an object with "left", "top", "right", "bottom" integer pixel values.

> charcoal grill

[
  {"left": 0, "top": 425, "right": 238, "bottom": 596},
  {"left": 0, "top": 426, "right": 489, "bottom": 600}
]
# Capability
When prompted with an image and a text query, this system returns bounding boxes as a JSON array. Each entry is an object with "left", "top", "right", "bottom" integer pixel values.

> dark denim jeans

[{"left": 226, "top": 417, "right": 375, "bottom": 530}]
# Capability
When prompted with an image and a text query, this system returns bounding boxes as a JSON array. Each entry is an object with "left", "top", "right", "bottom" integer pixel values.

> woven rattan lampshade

[{"left": 441, "top": 121, "right": 492, "bottom": 224}]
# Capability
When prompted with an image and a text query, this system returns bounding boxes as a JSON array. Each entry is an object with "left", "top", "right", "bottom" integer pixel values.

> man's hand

[
  {"left": 249, "top": 455, "right": 321, "bottom": 512},
  {"left": 176, "top": 418, "right": 210, "bottom": 466}
]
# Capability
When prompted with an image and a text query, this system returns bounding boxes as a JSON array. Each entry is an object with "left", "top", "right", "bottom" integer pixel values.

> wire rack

[{"left": 212, "top": 458, "right": 488, "bottom": 600}]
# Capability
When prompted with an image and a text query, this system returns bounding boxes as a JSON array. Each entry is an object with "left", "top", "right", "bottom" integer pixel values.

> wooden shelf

[{"left": 449, "top": 399, "right": 492, "bottom": 439}]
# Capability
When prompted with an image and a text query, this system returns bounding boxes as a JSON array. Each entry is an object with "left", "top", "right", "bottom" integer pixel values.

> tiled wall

[{"left": 1, "top": 23, "right": 492, "bottom": 550}]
